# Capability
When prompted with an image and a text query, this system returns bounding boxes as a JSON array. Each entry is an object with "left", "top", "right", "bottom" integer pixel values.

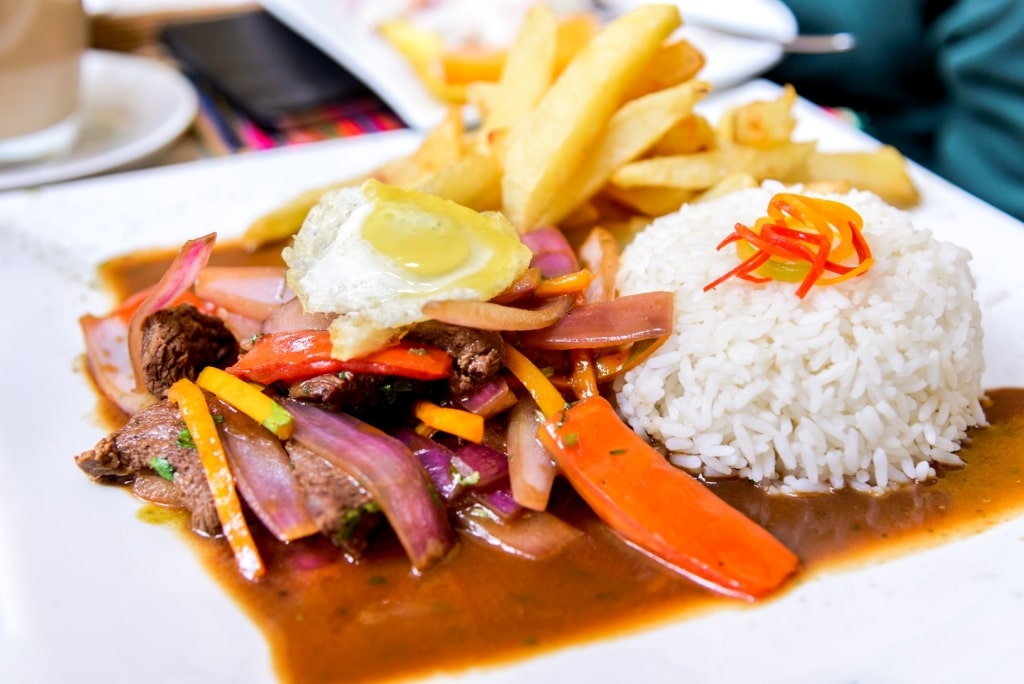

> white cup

[{"left": 0, "top": 0, "right": 87, "bottom": 165}]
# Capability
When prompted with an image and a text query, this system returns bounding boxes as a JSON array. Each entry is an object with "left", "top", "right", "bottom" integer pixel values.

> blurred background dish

[
  {"left": 258, "top": 0, "right": 797, "bottom": 130},
  {"left": 0, "top": 49, "right": 197, "bottom": 191}
]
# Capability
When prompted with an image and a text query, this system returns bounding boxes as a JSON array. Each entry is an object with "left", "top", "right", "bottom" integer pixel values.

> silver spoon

[
  {"left": 590, "top": 1, "right": 857, "bottom": 55},
  {"left": 689, "top": 19, "right": 857, "bottom": 54}
]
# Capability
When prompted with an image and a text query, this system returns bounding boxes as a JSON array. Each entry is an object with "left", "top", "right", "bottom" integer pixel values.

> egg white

[{"left": 284, "top": 181, "right": 531, "bottom": 360}]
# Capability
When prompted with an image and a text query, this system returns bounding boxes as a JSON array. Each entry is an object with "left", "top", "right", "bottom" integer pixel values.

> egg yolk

[
  {"left": 362, "top": 199, "right": 470, "bottom": 277},
  {"left": 360, "top": 180, "right": 519, "bottom": 293}
]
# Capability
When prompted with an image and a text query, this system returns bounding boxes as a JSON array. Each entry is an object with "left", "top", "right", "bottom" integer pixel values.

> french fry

[
  {"left": 539, "top": 79, "right": 711, "bottom": 225},
  {"left": 242, "top": 180, "right": 358, "bottom": 250},
  {"left": 720, "top": 84, "right": 797, "bottom": 148},
  {"left": 560, "top": 201, "right": 602, "bottom": 230},
  {"left": 806, "top": 146, "right": 920, "bottom": 208},
  {"left": 440, "top": 46, "right": 506, "bottom": 85},
  {"left": 242, "top": 109, "right": 465, "bottom": 250},
  {"left": 800, "top": 179, "right": 853, "bottom": 195},
  {"left": 413, "top": 150, "right": 502, "bottom": 210},
  {"left": 611, "top": 141, "right": 816, "bottom": 190},
  {"left": 484, "top": 3, "right": 558, "bottom": 134},
  {"left": 602, "top": 185, "right": 696, "bottom": 216},
  {"left": 378, "top": 20, "right": 466, "bottom": 103},
  {"left": 553, "top": 13, "right": 600, "bottom": 73},
  {"left": 264, "top": 7, "right": 923, "bottom": 258},
  {"left": 730, "top": 140, "right": 816, "bottom": 182},
  {"left": 611, "top": 149, "right": 734, "bottom": 190},
  {"left": 375, "top": 107, "right": 468, "bottom": 189},
  {"left": 439, "top": 13, "right": 597, "bottom": 88},
  {"left": 649, "top": 113, "right": 717, "bottom": 156},
  {"left": 622, "top": 39, "right": 706, "bottom": 101},
  {"left": 693, "top": 172, "right": 758, "bottom": 203},
  {"left": 501, "top": 4, "right": 682, "bottom": 230},
  {"left": 465, "top": 81, "right": 499, "bottom": 125},
  {"left": 602, "top": 215, "right": 654, "bottom": 251}
]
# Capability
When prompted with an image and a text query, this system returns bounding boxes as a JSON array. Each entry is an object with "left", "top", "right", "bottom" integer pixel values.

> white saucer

[{"left": 0, "top": 50, "right": 198, "bottom": 191}]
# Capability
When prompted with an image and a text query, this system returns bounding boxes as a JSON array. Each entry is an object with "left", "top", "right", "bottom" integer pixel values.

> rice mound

[{"left": 613, "top": 183, "right": 987, "bottom": 494}]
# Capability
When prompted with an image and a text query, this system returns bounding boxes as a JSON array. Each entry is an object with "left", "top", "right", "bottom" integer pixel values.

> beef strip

[
  {"left": 140, "top": 303, "right": 239, "bottom": 397},
  {"left": 75, "top": 400, "right": 220, "bottom": 536},
  {"left": 285, "top": 440, "right": 381, "bottom": 558},
  {"left": 408, "top": 321, "right": 504, "bottom": 395},
  {"left": 287, "top": 372, "right": 427, "bottom": 425}
]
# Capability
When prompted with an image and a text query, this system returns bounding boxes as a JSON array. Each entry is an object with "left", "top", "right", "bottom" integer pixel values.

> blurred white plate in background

[{"left": 259, "top": 0, "right": 796, "bottom": 130}]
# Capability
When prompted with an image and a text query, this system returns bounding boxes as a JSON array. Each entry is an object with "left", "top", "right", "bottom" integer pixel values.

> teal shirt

[{"left": 767, "top": 0, "right": 1024, "bottom": 220}]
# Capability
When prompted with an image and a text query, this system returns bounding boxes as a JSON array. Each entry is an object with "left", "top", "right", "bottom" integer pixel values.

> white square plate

[{"left": 2, "top": 81, "right": 1022, "bottom": 683}]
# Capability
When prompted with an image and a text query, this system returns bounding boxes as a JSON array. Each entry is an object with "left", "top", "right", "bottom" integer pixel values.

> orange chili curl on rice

[{"left": 705, "top": 193, "right": 874, "bottom": 298}]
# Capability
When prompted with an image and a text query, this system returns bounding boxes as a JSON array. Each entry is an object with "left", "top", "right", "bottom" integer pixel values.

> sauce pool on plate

[{"left": 98, "top": 244, "right": 1024, "bottom": 684}]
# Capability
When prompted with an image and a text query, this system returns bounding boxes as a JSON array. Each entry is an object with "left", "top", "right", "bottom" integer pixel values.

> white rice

[{"left": 613, "top": 183, "right": 987, "bottom": 494}]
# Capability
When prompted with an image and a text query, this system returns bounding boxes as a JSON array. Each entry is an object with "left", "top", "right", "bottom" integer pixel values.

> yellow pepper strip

[
  {"left": 533, "top": 268, "right": 594, "bottom": 298},
  {"left": 196, "top": 366, "right": 293, "bottom": 439},
  {"left": 413, "top": 400, "right": 485, "bottom": 443},
  {"left": 503, "top": 345, "right": 567, "bottom": 421},
  {"left": 167, "top": 378, "right": 266, "bottom": 581}
]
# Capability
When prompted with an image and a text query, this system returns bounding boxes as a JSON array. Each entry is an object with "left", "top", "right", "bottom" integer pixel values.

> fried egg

[{"left": 284, "top": 179, "right": 532, "bottom": 360}]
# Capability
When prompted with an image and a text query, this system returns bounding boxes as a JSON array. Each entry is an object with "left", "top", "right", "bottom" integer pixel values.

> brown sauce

[{"left": 99, "top": 244, "right": 1024, "bottom": 684}]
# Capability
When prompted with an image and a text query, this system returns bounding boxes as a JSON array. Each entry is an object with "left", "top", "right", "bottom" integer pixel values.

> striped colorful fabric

[{"left": 190, "top": 77, "right": 406, "bottom": 156}]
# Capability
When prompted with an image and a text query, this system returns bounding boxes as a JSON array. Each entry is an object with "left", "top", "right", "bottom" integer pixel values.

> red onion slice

[
  {"left": 212, "top": 398, "right": 319, "bottom": 542},
  {"left": 453, "top": 506, "right": 583, "bottom": 561},
  {"left": 521, "top": 226, "right": 580, "bottom": 277},
  {"left": 578, "top": 226, "right": 620, "bottom": 304},
  {"left": 127, "top": 234, "right": 217, "bottom": 391},
  {"left": 80, "top": 313, "right": 157, "bottom": 416},
  {"left": 452, "top": 443, "right": 510, "bottom": 490},
  {"left": 194, "top": 266, "right": 291, "bottom": 321},
  {"left": 506, "top": 395, "right": 558, "bottom": 511},
  {"left": 261, "top": 297, "right": 335, "bottom": 335},
  {"left": 518, "top": 291, "right": 674, "bottom": 349},
  {"left": 395, "top": 428, "right": 463, "bottom": 502},
  {"left": 455, "top": 376, "right": 517, "bottom": 418},
  {"left": 469, "top": 483, "right": 524, "bottom": 520},
  {"left": 283, "top": 399, "right": 454, "bottom": 571},
  {"left": 422, "top": 294, "right": 575, "bottom": 331}
]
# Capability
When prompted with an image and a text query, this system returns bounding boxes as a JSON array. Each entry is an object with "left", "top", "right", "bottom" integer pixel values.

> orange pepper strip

[
  {"left": 167, "top": 378, "right": 265, "bottom": 581},
  {"left": 502, "top": 345, "right": 567, "bottom": 420},
  {"left": 413, "top": 400, "right": 485, "bottom": 443},
  {"left": 815, "top": 218, "right": 875, "bottom": 285},
  {"left": 593, "top": 335, "right": 670, "bottom": 382},
  {"left": 539, "top": 395, "right": 799, "bottom": 600},
  {"left": 533, "top": 268, "right": 594, "bottom": 298},
  {"left": 568, "top": 349, "right": 599, "bottom": 400}
]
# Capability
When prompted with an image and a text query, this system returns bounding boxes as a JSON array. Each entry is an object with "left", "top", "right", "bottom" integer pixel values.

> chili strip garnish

[{"left": 704, "top": 193, "right": 873, "bottom": 299}]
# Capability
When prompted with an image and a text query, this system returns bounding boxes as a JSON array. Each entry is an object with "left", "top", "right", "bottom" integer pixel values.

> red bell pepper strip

[
  {"left": 227, "top": 330, "right": 452, "bottom": 385},
  {"left": 539, "top": 395, "right": 799, "bottom": 601}
]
